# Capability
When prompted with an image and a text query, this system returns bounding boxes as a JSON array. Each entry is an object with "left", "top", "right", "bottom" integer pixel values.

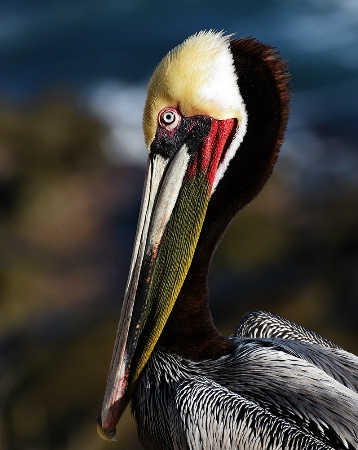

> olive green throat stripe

[{"left": 131, "top": 173, "right": 210, "bottom": 383}]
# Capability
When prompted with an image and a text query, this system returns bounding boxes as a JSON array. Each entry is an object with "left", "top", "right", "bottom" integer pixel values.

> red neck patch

[{"left": 186, "top": 118, "right": 237, "bottom": 190}]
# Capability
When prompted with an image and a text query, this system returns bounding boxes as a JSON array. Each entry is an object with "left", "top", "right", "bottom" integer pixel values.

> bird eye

[{"left": 159, "top": 108, "right": 180, "bottom": 130}]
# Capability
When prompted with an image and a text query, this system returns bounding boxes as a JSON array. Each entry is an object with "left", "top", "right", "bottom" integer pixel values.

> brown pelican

[{"left": 97, "top": 30, "right": 358, "bottom": 449}]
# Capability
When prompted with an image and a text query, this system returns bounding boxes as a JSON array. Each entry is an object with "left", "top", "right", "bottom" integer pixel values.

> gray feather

[
  {"left": 132, "top": 313, "right": 358, "bottom": 450},
  {"left": 235, "top": 311, "right": 341, "bottom": 349},
  {"left": 175, "top": 378, "right": 334, "bottom": 450}
]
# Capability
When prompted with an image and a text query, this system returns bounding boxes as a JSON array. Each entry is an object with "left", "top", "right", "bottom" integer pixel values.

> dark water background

[{"left": 0, "top": 0, "right": 358, "bottom": 449}]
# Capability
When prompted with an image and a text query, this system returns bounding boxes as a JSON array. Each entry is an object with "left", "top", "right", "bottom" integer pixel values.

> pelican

[{"left": 97, "top": 31, "right": 358, "bottom": 449}]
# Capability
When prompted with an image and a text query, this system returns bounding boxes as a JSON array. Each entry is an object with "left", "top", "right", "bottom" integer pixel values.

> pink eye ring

[{"left": 158, "top": 108, "right": 180, "bottom": 130}]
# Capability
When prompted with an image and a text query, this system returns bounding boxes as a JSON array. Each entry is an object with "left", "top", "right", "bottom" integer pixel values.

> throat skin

[{"left": 157, "top": 227, "right": 236, "bottom": 361}]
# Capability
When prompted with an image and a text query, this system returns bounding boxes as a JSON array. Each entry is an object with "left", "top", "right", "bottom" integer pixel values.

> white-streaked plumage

[{"left": 133, "top": 314, "right": 358, "bottom": 449}]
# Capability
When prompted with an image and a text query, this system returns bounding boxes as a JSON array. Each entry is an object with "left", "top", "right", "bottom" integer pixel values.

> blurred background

[{"left": 0, "top": 0, "right": 358, "bottom": 448}]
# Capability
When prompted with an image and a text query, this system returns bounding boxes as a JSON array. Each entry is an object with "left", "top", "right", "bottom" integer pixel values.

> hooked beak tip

[{"left": 97, "top": 414, "right": 117, "bottom": 441}]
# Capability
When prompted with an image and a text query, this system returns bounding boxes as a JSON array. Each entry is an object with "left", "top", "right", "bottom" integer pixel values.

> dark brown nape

[
  {"left": 207, "top": 37, "right": 291, "bottom": 234},
  {"left": 157, "top": 38, "right": 291, "bottom": 361}
]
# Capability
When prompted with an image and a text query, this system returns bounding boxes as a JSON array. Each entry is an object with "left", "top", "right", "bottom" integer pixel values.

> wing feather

[
  {"left": 134, "top": 318, "right": 358, "bottom": 449},
  {"left": 235, "top": 311, "right": 340, "bottom": 349},
  {"left": 193, "top": 341, "right": 358, "bottom": 448},
  {"left": 174, "top": 377, "right": 333, "bottom": 450}
]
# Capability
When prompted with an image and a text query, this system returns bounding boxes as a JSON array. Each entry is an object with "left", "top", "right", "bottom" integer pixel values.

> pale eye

[{"left": 159, "top": 108, "right": 180, "bottom": 130}]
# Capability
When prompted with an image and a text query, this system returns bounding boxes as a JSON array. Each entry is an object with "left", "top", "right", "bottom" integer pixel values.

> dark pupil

[{"left": 164, "top": 112, "right": 174, "bottom": 124}]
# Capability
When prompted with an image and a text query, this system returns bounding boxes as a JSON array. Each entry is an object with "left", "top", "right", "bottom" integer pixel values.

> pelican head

[{"left": 98, "top": 30, "right": 289, "bottom": 440}]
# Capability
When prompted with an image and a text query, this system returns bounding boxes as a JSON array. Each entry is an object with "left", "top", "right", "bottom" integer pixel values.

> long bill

[{"left": 97, "top": 117, "right": 237, "bottom": 440}]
